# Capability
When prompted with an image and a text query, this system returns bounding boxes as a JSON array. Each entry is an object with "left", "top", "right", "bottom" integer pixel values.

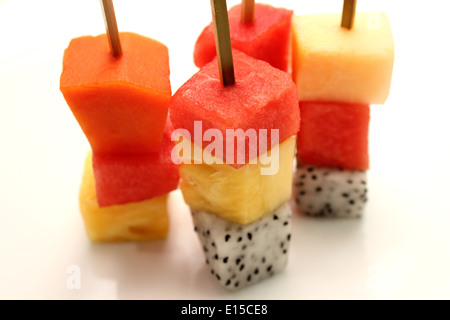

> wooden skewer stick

[
  {"left": 341, "top": 0, "right": 357, "bottom": 29},
  {"left": 210, "top": 0, "right": 235, "bottom": 86},
  {"left": 241, "top": 0, "right": 255, "bottom": 23},
  {"left": 100, "top": 0, "right": 122, "bottom": 57}
]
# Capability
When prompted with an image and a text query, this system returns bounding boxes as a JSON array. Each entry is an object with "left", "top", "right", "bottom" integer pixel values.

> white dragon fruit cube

[
  {"left": 191, "top": 202, "right": 292, "bottom": 290},
  {"left": 293, "top": 166, "right": 368, "bottom": 218}
]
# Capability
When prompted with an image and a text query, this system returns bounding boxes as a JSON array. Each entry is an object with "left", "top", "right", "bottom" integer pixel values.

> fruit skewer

[
  {"left": 169, "top": 0, "right": 299, "bottom": 289},
  {"left": 291, "top": 0, "right": 394, "bottom": 218},
  {"left": 60, "top": 0, "right": 179, "bottom": 241}
]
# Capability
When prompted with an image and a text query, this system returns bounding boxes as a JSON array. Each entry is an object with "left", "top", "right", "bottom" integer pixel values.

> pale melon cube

[
  {"left": 79, "top": 153, "right": 169, "bottom": 242},
  {"left": 179, "top": 137, "right": 296, "bottom": 225},
  {"left": 292, "top": 12, "right": 394, "bottom": 104}
]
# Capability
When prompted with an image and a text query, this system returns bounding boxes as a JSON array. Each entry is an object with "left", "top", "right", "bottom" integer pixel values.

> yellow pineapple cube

[
  {"left": 79, "top": 153, "right": 169, "bottom": 242},
  {"left": 292, "top": 12, "right": 394, "bottom": 104},
  {"left": 179, "top": 136, "right": 296, "bottom": 224}
]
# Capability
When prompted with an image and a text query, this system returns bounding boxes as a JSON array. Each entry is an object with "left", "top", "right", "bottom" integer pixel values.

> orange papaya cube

[{"left": 60, "top": 32, "right": 171, "bottom": 154}]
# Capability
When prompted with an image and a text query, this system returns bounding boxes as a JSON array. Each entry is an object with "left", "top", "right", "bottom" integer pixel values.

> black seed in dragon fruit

[
  {"left": 191, "top": 202, "right": 292, "bottom": 290},
  {"left": 293, "top": 166, "right": 368, "bottom": 218}
]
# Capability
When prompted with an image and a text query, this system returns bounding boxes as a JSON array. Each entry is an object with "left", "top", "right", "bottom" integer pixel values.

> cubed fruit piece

[
  {"left": 297, "top": 101, "right": 370, "bottom": 171},
  {"left": 293, "top": 166, "right": 368, "bottom": 218},
  {"left": 192, "top": 201, "right": 292, "bottom": 290},
  {"left": 194, "top": 3, "right": 293, "bottom": 72},
  {"left": 92, "top": 120, "right": 179, "bottom": 207},
  {"left": 170, "top": 50, "right": 299, "bottom": 168},
  {"left": 292, "top": 12, "right": 394, "bottom": 104},
  {"left": 60, "top": 32, "right": 171, "bottom": 154},
  {"left": 79, "top": 153, "right": 169, "bottom": 242},
  {"left": 179, "top": 136, "right": 296, "bottom": 225}
]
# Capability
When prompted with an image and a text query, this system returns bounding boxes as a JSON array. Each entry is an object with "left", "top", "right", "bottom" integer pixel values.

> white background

[{"left": 0, "top": 0, "right": 449, "bottom": 299}]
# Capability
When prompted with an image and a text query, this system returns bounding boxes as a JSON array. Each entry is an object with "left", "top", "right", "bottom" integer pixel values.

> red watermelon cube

[
  {"left": 92, "top": 120, "right": 179, "bottom": 207},
  {"left": 60, "top": 32, "right": 172, "bottom": 155},
  {"left": 297, "top": 101, "right": 370, "bottom": 171},
  {"left": 170, "top": 50, "right": 299, "bottom": 168},
  {"left": 193, "top": 3, "right": 293, "bottom": 72}
]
